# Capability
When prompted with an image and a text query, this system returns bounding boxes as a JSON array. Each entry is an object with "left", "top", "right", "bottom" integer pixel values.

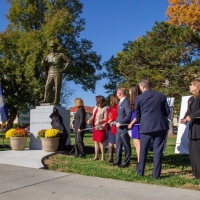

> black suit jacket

[
  {"left": 184, "top": 95, "right": 200, "bottom": 139},
  {"left": 73, "top": 106, "right": 86, "bottom": 130},
  {"left": 135, "top": 90, "right": 170, "bottom": 134}
]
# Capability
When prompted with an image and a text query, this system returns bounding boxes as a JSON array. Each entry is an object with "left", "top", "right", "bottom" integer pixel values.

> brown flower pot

[
  {"left": 10, "top": 137, "right": 27, "bottom": 151},
  {"left": 41, "top": 137, "right": 59, "bottom": 152}
]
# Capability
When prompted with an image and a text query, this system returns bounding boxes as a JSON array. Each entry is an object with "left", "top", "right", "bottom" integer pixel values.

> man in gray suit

[{"left": 113, "top": 88, "right": 132, "bottom": 168}]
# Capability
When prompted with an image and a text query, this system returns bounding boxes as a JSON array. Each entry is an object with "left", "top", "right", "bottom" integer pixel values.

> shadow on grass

[{"left": 162, "top": 154, "right": 190, "bottom": 169}]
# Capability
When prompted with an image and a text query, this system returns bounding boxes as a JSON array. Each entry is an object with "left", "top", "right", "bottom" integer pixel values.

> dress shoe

[
  {"left": 113, "top": 162, "right": 120, "bottom": 166},
  {"left": 136, "top": 173, "right": 143, "bottom": 177},
  {"left": 107, "top": 158, "right": 113, "bottom": 163},
  {"left": 118, "top": 164, "right": 129, "bottom": 168},
  {"left": 80, "top": 156, "right": 85, "bottom": 159}
]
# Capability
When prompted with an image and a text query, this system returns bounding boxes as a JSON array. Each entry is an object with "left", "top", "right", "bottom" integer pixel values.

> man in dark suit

[
  {"left": 135, "top": 78, "right": 170, "bottom": 179},
  {"left": 113, "top": 88, "right": 132, "bottom": 168}
]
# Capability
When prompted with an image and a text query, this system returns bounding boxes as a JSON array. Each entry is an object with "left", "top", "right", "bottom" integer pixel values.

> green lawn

[{"left": 44, "top": 133, "right": 200, "bottom": 191}]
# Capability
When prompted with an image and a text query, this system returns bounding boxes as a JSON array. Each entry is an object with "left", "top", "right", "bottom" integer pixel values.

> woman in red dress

[
  {"left": 87, "top": 95, "right": 108, "bottom": 161},
  {"left": 105, "top": 94, "right": 119, "bottom": 162}
]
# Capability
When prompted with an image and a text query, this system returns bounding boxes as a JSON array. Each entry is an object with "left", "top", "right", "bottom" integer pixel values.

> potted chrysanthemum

[
  {"left": 37, "top": 128, "right": 60, "bottom": 152},
  {"left": 6, "top": 128, "right": 28, "bottom": 150}
]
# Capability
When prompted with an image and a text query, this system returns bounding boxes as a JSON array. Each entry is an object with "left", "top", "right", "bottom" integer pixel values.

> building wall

[
  {"left": 0, "top": 113, "right": 30, "bottom": 126},
  {"left": 14, "top": 113, "right": 30, "bottom": 126}
]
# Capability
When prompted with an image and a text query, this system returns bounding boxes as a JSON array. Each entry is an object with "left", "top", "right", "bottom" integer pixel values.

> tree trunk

[{"left": 7, "top": 110, "right": 18, "bottom": 130}]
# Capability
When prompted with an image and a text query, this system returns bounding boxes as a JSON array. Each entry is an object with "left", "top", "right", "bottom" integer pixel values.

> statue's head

[
  {"left": 49, "top": 41, "right": 58, "bottom": 52},
  {"left": 50, "top": 41, "right": 58, "bottom": 47}
]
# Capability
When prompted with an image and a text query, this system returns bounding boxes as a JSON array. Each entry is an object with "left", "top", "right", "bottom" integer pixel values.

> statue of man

[{"left": 40, "top": 41, "right": 70, "bottom": 106}]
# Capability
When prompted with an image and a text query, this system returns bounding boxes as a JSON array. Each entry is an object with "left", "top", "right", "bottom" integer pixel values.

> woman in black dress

[
  {"left": 73, "top": 98, "right": 86, "bottom": 158},
  {"left": 181, "top": 79, "right": 200, "bottom": 178}
]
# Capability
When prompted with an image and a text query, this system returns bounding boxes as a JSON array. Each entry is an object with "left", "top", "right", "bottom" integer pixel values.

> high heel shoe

[{"left": 93, "top": 157, "right": 99, "bottom": 161}]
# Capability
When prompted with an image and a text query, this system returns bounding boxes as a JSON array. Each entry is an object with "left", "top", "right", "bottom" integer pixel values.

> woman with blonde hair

[
  {"left": 87, "top": 95, "right": 108, "bottom": 161},
  {"left": 180, "top": 79, "right": 200, "bottom": 178},
  {"left": 73, "top": 98, "right": 86, "bottom": 158}
]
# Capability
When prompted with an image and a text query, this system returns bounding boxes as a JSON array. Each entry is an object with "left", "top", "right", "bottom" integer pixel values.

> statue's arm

[
  {"left": 41, "top": 56, "right": 48, "bottom": 67},
  {"left": 41, "top": 56, "right": 49, "bottom": 75},
  {"left": 61, "top": 54, "right": 71, "bottom": 72}
]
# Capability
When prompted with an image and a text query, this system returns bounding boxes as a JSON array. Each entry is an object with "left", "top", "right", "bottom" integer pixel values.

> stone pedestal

[{"left": 29, "top": 106, "right": 70, "bottom": 150}]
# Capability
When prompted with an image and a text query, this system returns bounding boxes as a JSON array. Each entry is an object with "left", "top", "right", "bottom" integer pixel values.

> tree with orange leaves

[{"left": 166, "top": 0, "right": 200, "bottom": 32}]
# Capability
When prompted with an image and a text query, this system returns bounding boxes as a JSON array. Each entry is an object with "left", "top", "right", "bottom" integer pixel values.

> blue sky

[{"left": 0, "top": 0, "right": 169, "bottom": 108}]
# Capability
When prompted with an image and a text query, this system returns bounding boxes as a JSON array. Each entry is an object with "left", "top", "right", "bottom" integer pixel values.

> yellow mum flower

[
  {"left": 5, "top": 128, "right": 28, "bottom": 138},
  {"left": 45, "top": 128, "right": 60, "bottom": 138},
  {"left": 5, "top": 128, "right": 16, "bottom": 138}
]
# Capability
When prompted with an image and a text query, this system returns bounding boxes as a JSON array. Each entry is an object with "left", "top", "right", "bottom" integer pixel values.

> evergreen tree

[{"left": 105, "top": 22, "right": 200, "bottom": 111}]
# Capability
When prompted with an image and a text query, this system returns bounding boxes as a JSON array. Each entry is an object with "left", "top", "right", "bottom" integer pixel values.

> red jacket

[{"left": 106, "top": 105, "right": 118, "bottom": 134}]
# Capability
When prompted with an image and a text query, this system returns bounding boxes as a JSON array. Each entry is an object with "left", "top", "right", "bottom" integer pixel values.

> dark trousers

[
  {"left": 137, "top": 130, "right": 167, "bottom": 179},
  {"left": 189, "top": 139, "right": 200, "bottom": 179},
  {"left": 115, "top": 131, "right": 131, "bottom": 166},
  {"left": 74, "top": 130, "right": 85, "bottom": 158}
]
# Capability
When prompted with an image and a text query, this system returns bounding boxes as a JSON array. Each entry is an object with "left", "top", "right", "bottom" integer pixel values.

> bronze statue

[{"left": 40, "top": 41, "right": 70, "bottom": 106}]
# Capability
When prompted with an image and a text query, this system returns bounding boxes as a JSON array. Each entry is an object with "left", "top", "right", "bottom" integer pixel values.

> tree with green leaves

[
  {"left": 104, "top": 22, "right": 200, "bottom": 111},
  {"left": 0, "top": 0, "right": 103, "bottom": 127},
  {"left": 103, "top": 42, "right": 134, "bottom": 96}
]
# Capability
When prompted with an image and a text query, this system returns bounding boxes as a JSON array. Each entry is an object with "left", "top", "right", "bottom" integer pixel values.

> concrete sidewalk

[
  {"left": 0, "top": 150, "right": 199, "bottom": 199},
  {"left": 0, "top": 149, "right": 51, "bottom": 168},
  {"left": 0, "top": 164, "right": 199, "bottom": 200}
]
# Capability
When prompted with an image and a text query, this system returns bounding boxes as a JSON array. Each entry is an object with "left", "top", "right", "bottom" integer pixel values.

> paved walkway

[
  {"left": 0, "top": 150, "right": 199, "bottom": 200},
  {"left": 0, "top": 149, "right": 50, "bottom": 168}
]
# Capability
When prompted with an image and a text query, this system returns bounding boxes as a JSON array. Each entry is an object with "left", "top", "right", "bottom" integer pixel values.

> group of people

[
  {"left": 71, "top": 77, "right": 200, "bottom": 179},
  {"left": 38, "top": 40, "right": 200, "bottom": 179}
]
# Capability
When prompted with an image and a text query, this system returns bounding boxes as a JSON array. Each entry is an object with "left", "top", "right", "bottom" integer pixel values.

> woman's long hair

[
  {"left": 192, "top": 79, "right": 200, "bottom": 99},
  {"left": 129, "top": 84, "right": 141, "bottom": 110},
  {"left": 109, "top": 94, "right": 119, "bottom": 108}
]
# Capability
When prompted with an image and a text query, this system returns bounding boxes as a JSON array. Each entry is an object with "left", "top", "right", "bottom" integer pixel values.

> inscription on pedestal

[
  {"left": 40, "top": 103, "right": 51, "bottom": 106},
  {"left": 29, "top": 106, "right": 71, "bottom": 150}
]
